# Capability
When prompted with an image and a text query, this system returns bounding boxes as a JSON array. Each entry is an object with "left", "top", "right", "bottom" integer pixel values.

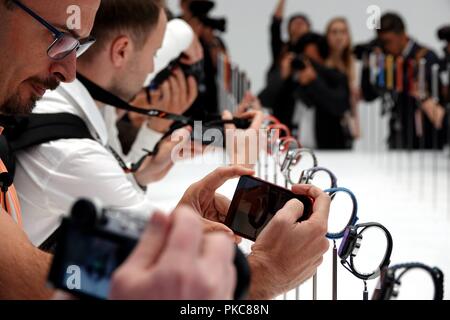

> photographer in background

[
  {"left": 180, "top": 0, "right": 228, "bottom": 117},
  {"left": 324, "top": 18, "right": 361, "bottom": 140},
  {"left": 415, "top": 25, "right": 450, "bottom": 147},
  {"left": 13, "top": 0, "right": 331, "bottom": 301},
  {"left": 260, "top": 32, "right": 353, "bottom": 149},
  {"left": 360, "top": 12, "right": 444, "bottom": 150},
  {"left": 117, "top": 18, "right": 203, "bottom": 156},
  {"left": 270, "top": 0, "right": 311, "bottom": 69}
]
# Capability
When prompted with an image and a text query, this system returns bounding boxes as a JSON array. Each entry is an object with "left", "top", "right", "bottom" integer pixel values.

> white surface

[{"left": 146, "top": 149, "right": 450, "bottom": 300}]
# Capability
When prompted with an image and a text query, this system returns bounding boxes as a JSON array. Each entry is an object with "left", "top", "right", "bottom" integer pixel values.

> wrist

[
  {"left": 247, "top": 253, "right": 279, "bottom": 300},
  {"left": 133, "top": 157, "right": 156, "bottom": 187},
  {"left": 147, "top": 119, "right": 173, "bottom": 133}
]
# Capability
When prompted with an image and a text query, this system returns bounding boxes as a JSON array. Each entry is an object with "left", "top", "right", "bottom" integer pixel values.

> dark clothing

[
  {"left": 361, "top": 41, "right": 446, "bottom": 150},
  {"left": 259, "top": 62, "right": 353, "bottom": 149},
  {"left": 184, "top": 38, "right": 220, "bottom": 121},
  {"left": 270, "top": 16, "right": 286, "bottom": 66}
]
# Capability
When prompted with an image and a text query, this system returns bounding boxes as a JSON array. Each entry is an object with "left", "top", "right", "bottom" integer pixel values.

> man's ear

[{"left": 110, "top": 35, "right": 133, "bottom": 68}]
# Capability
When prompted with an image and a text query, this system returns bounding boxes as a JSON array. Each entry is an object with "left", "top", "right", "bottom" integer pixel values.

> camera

[
  {"left": 200, "top": 16, "right": 227, "bottom": 33},
  {"left": 48, "top": 199, "right": 251, "bottom": 300},
  {"left": 438, "top": 25, "right": 450, "bottom": 42},
  {"left": 149, "top": 59, "right": 205, "bottom": 89},
  {"left": 291, "top": 54, "right": 307, "bottom": 71},
  {"left": 189, "top": 0, "right": 227, "bottom": 33}
]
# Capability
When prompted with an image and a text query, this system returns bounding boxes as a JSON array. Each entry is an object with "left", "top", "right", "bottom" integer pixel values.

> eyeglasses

[{"left": 12, "top": 0, "right": 96, "bottom": 60}]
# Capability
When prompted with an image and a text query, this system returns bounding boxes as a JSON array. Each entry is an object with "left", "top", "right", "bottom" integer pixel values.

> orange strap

[{"left": 0, "top": 159, "right": 22, "bottom": 227}]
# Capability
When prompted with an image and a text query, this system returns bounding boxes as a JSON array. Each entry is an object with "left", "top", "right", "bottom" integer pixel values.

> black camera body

[
  {"left": 150, "top": 59, "right": 204, "bottom": 90},
  {"left": 200, "top": 16, "right": 227, "bottom": 33},
  {"left": 48, "top": 199, "right": 250, "bottom": 300},
  {"left": 291, "top": 54, "right": 307, "bottom": 71},
  {"left": 438, "top": 25, "right": 450, "bottom": 42},
  {"left": 189, "top": 0, "right": 227, "bottom": 32}
]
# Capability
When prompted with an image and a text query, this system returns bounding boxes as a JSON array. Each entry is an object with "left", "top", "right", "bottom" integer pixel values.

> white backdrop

[
  {"left": 166, "top": 0, "right": 450, "bottom": 93},
  {"left": 166, "top": 0, "right": 450, "bottom": 151}
]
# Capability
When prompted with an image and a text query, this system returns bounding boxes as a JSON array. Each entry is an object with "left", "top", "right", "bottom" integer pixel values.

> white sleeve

[
  {"left": 144, "top": 19, "right": 194, "bottom": 87},
  {"left": 126, "top": 124, "right": 164, "bottom": 164},
  {"left": 45, "top": 140, "right": 157, "bottom": 219}
]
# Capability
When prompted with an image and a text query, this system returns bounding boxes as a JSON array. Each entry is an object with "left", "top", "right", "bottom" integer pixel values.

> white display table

[{"left": 146, "top": 149, "right": 450, "bottom": 300}]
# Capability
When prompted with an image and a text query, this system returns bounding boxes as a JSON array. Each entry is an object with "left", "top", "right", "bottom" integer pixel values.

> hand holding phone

[{"left": 225, "top": 176, "right": 314, "bottom": 241}]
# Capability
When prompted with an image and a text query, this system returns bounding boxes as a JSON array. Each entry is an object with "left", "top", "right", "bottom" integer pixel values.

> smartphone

[{"left": 225, "top": 175, "right": 314, "bottom": 241}]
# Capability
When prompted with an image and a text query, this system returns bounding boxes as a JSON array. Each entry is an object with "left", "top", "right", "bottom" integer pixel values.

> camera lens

[{"left": 71, "top": 199, "right": 99, "bottom": 229}]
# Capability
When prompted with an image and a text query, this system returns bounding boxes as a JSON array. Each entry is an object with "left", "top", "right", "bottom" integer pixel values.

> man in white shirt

[
  {"left": 14, "top": 0, "right": 332, "bottom": 300},
  {"left": 14, "top": 2, "right": 260, "bottom": 246}
]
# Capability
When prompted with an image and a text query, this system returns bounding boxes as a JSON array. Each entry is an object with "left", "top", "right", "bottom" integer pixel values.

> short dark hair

[
  {"left": 81, "top": 0, "right": 163, "bottom": 60},
  {"left": 378, "top": 12, "right": 406, "bottom": 35},
  {"left": 288, "top": 14, "right": 311, "bottom": 30}
]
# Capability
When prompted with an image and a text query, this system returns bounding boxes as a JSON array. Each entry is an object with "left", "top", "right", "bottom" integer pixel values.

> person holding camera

[
  {"left": 260, "top": 32, "right": 353, "bottom": 149},
  {"left": 0, "top": 0, "right": 236, "bottom": 301},
  {"left": 360, "top": 12, "right": 445, "bottom": 150},
  {"left": 407, "top": 25, "right": 450, "bottom": 146},
  {"left": 8, "top": 0, "right": 331, "bottom": 300},
  {"left": 270, "top": 0, "right": 311, "bottom": 69},
  {"left": 179, "top": 0, "right": 230, "bottom": 118}
]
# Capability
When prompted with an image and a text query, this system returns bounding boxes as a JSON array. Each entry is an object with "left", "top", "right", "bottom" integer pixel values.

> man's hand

[
  {"left": 297, "top": 60, "right": 317, "bottom": 85},
  {"left": 421, "top": 98, "right": 446, "bottom": 129},
  {"left": 130, "top": 69, "right": 198, "bottom": 133},
  {"left": 109, "top": 207, "right": 237, "bottom": 300},
  {"left": 235, "top": 92, "right": 263, "bottom": 116},
  {"left": 178, "top": 165, "right": 254, "bottom": 224},
  {"left": 280, "top": 53, "right": 295, "bottom": 80},
  {"left": 247, "top": 184, "right": 331, "bottom": 300},
  {"left": 274, "top": 0, "right": 286, "bottom": 19},
  {"left": 134, "top": 127, "right": 192, "bottom": 185},
  {"left": 223, "top": 110, "right": 264, "bottom": 169}
]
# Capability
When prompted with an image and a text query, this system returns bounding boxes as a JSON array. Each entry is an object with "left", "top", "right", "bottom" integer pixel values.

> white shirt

[
  {"left": 102, "top": 106, "right": 163, "bottom": 164},
  {"left": 15, "top": 80, "right": 160, "bottom": 246},
  {"left": 293, "top": 100, "right": 316, "bottom": 149}
]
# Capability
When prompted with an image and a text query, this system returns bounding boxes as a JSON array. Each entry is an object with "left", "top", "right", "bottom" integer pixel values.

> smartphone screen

[{"left": 225, "top": 176, "right": 314, "bottom": 241}]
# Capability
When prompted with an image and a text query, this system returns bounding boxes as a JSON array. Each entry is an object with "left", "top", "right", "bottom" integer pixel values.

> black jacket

[
  {"left": 259, "top": 62, "right": 353, "bottom": 149},
  {"left": 361, "top": 41, "right": 446, "bottom": 149}
]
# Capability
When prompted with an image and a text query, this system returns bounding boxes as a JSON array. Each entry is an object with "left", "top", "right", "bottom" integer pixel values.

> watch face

[{"left": 338, "top": 227, "right": 356, "bottom": 259}]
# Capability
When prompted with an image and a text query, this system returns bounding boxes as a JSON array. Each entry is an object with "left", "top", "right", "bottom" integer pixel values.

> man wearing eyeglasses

[
  {"left": 0, "top": 0, "right": 241, "bottom": 300},
  {"left": 0, "top": 0, "right": 99, "bottom": 299}
]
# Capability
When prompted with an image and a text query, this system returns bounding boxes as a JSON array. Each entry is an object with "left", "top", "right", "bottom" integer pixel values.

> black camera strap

[
  {"left": 77, "top": 73, "right": 251, "bottom": 172},
  {"left": 77, "top": 73, "right": 192, "bottom": 124},
  {"left": 77, "top": 73, "right": 192, "bottom": 173}
]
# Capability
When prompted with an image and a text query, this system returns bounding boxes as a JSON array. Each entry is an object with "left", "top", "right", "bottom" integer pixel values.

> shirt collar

[
  {"left": 402, "top": 39, "right": 415, "bottom": 58},
  {"left": 56, "top": 79, "right": 109, "bottom": 145}
]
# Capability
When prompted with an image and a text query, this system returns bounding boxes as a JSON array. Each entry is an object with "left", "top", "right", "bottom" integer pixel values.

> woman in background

[{"left": 325, "top": 17, "right": 361, "bottom": 141}]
